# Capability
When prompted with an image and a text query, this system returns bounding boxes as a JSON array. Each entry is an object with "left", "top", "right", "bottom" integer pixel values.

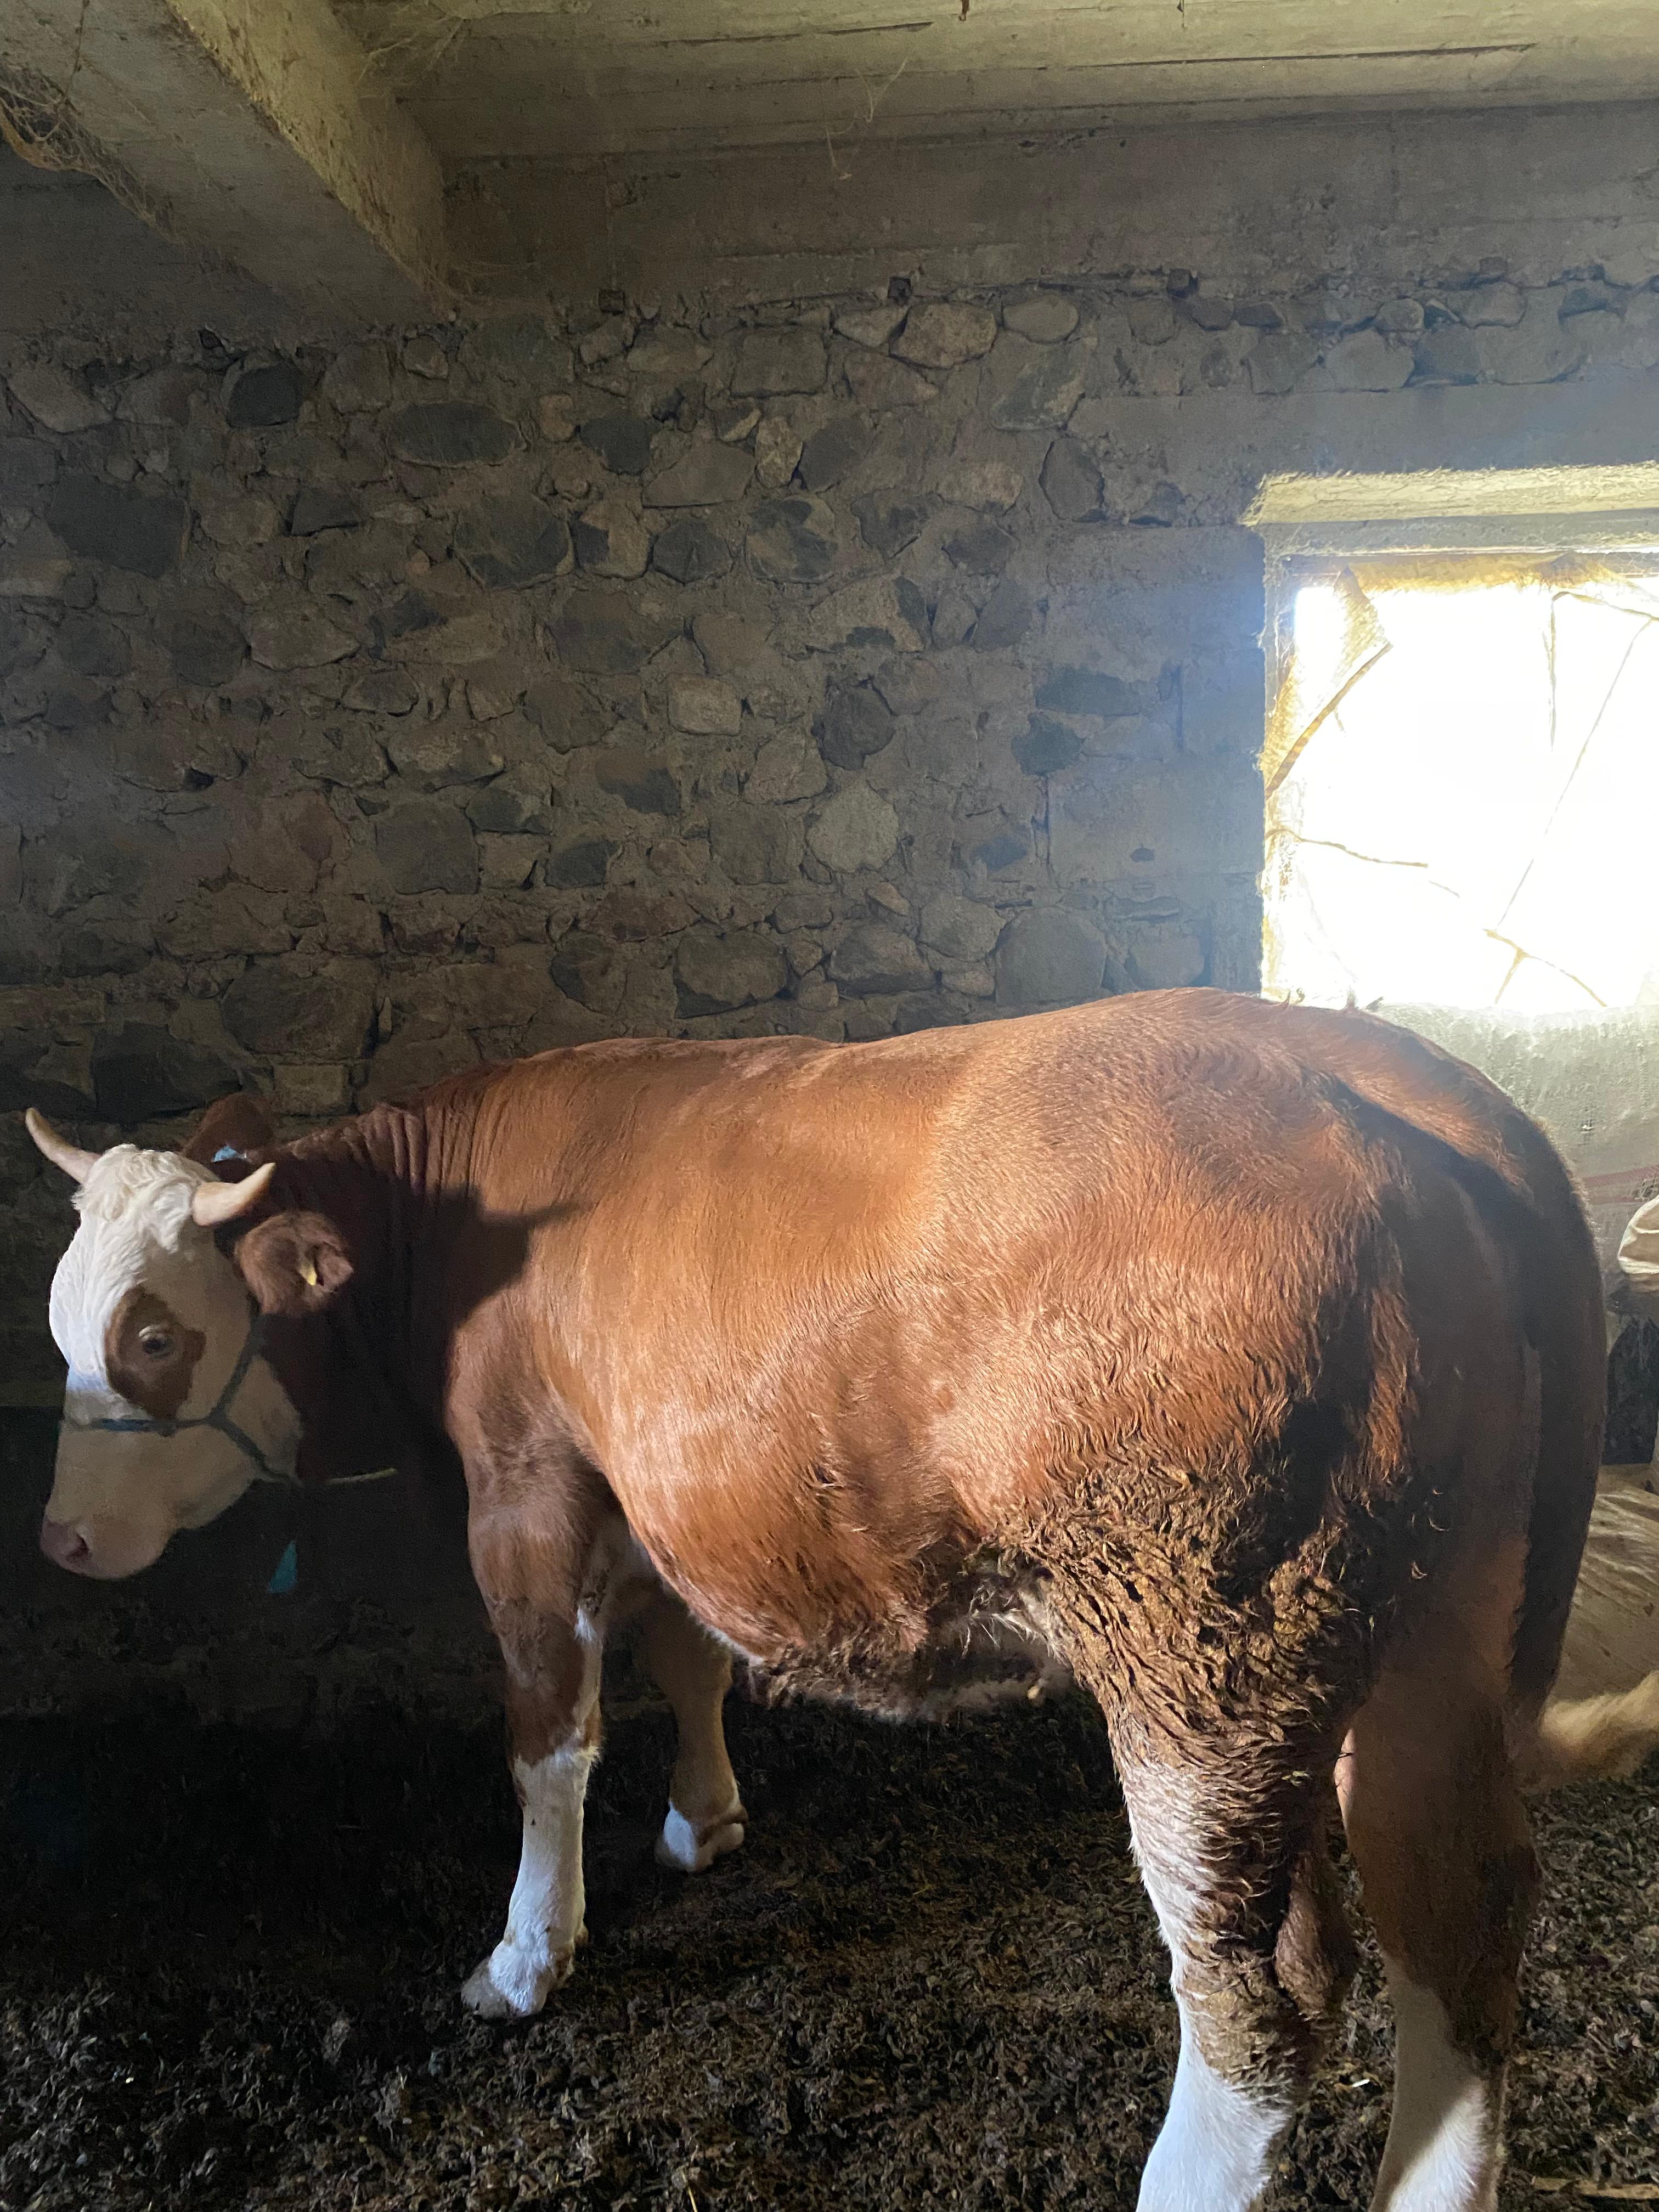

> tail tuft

[{"left": 1526, "top": 1674, "right": 1659, "bottom": 1788}]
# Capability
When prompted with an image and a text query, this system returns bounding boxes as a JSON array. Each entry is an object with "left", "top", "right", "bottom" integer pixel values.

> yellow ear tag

[{"left": 300, "top": 1258, "right": 319, "bottom": 1288}]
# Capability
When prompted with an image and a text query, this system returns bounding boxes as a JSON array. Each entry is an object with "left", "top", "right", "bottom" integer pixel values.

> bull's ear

[
  {"left": 233, "top": 1210, "right": 353, "bottom": 1316},
  {"left": 182, "top": 1091, "right": 276, "bottom": 1166}
]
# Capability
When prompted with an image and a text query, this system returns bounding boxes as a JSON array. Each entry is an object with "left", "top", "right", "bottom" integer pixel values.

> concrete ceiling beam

[{"left": 1, "top": 0, "right": 447, "bottom": 325}]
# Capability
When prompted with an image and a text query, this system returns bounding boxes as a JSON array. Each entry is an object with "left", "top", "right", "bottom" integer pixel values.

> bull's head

[{"left": 26, "top": 1096, "right": 351, "bottom": 1578}]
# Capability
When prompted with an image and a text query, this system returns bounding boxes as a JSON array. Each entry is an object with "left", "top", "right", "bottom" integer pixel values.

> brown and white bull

[{"left": 26, "top": 990, "right": 1613, "bottom": 2212}]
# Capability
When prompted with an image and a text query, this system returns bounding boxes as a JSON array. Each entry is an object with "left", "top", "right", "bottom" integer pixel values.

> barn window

[{"left": 1254, "top": 468, "right": 1659, "bottom": 1012}]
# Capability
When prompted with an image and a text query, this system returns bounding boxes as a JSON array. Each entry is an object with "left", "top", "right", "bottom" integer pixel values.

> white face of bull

[{"left": 29, "top": 1114, "right": 300, "bottom": 1579}]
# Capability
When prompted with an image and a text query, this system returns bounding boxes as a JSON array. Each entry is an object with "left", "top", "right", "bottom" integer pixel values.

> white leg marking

[
  {"left": 656, "top": 1796, "right": 747, "bottom": 1875},
  {"left": 462, "top": 1745, "right": 595, "bottom": 2021},
  {"left": 1138, "top": 2023, "right": 1291, "bottom": 2212},
  {"left": 1372, "top": 1970, "right": 1502, "bottom": 2212},
  {"left": 1122, "top": 1758, "right": 1299, "bottom": 2212}
]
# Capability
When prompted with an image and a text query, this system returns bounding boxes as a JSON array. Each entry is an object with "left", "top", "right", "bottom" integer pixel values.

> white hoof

[
  {"left": 656, "top": 1801, "right": 747, "bottom": 1874},
  {"left": 460, "top": 1928, "right": 584, "bottom": 2019}
]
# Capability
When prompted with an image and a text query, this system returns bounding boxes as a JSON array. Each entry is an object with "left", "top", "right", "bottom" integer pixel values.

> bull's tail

[
  {"left": 1267, "top": 1001, "right": 1606, "bottom": 1724},
  {"left": 1528, "top": 1674, "right": 1659, "bottom": 1786}
]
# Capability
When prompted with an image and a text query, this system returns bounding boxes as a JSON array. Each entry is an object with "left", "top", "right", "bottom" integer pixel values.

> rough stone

[
  {"left": 119, "top": 366, "right": 196, "bottom": 425},
  {"left": 320, "top": 344, "right": 392, "bottom": 412},
  {"left": 994, "top": 907, "right": 1108, "bottom": 1007},
  {"left": 1013, "top": 714, "right": 1084, "bottom": 775},
  {"left": 45, "top": 475, "right": 188, "bottom": 577},
  {"left": 747, "top": 732, "right": 827, "bottom": 804},
  {"left": 651, "top": 517, "right": 731, "bottom": 584},
  {"left": 374, "top": 800, "right": 480, "bottom": 895},
  {"left": 1125, "top": 924, "right": 1206, "bottom": 990},
  {"left": 919, "top": 894, "right": 1001, "bottom": 963},
  {"left": 1002, "top": 295, "right": 1080, "bottom": 343},
  {"left": 546, "top": 590, "right": 681, "bottom": 674},
  {"left": 1041, "top": 438, "right": 1104, "bottom": 521},
  {"left": 646, "top": 442, "right": 754, "bottom": 507},
  {"left": 833, "top": 303, "right": 907, "bottom": 349},
  {"left": 227, "top": 362, "right": 303, "bottom": 428},
  {"left": 403, "top": 336, "right": 449, "bottom": 379},
  {"left": 461, "top": 315, "right": 572, "bottom": 390},
  {"left": 579, "top": 413, "right": 654, "bottom": 476},
  {"left": 200, "top": 493, "right": 282, "bottom": 548},
  {"left": 389, "top": 403, "right": 517, "bottom": 467},
  {"left": 815, "top": 682, "right": 895, "bottom": 769},
  {"left": 1127, "top": 296, "right": 1178, "bottom": 346},
  {"left": 937, "top": 459, "right": 1023, "bottom": 511},
  {"left": 944, "top": 520, "right": 1015, "bottom": 573},
  {"left": 828, "top": 923, "right": 930, "bottom": 996},
  {"left": 273, "top": 1063, "right": 353, "bottom": 1116},
  {"left": 246, "top": 599, "right": 357, "bottom": 669},
  {"left": 385, "top": 716, "right": 510, "bottom": 790},
  {"left": 1373, "top": 298, "right": 1427, "bottom": 335},
  {"left": 843, "top": 353, "right": 939, "bottom": 409},
  {"left": 675, "top": 926, "right": 787, "bottom": 1014},
  {"left": 284, "top": 714, "right": 388, "bottom": 787},
  {"left": 851, "top": 492, "right": 930, "bottom": 559},
  {"left": 1036, "top": 665, "right": 1143, "bottom": 719},
  {"left": 930, "top": 584, "right": 978, "bottom": 650},
  {"left": 573, "top": 496, "right": 650, "bottom": 579},
  {"left": 668, "top": 675, "right": 743, "bottom": 736},
  {"left": 808, "top": 783, "right": 900, "bottom": 873},
  {"left": 1411, "top": 326, "right": 1484, "bottom": 383},
  {"left": 524, "top": 669, "right": 605, "bottom": 748},
  {"left": 90, "top": 1023, "right": 240, "bottom": 1124},
  {"left": 466, "top": 771, "right": 552, "bottom": 835},
  {"left": 222, "top": 964, "right": 377, "bottom": 1059},
  {"left": 8, "top": 363, "right": 108, "bottom": 434},
  {"left": 1471, "top": 295, "right": 1589, "bottom": 383},
  {"left": 546, "top": 838, "right": 614, "bottom": 889},
  {"left": 57, "top": 615, "right": 132, "bottom": 679},
  {"left": 710, "top": 805, "right": 796, "bottom": 884},
  {"left": 969, "top": 577, "right": 1036, "bottom": 652},
  {"left": 594, "top": 746, "right": 682, "bottom": 816},
  {"left": 626, "top": 326, "right": 713, "bottom": 379},
  {"left": 731, "top": 330, "right": 827, "bottom": 397},
  {"left": 986, "top": 338, "right": 1086, "bottom": 431},
  {"left": 805, "top": 577, "right": 928, "bottom": 654},
  {"left": 345, "top": 666, "right": 421, "bottom": 714},
  {"left": 1323, "top": 329, "right": 1414, "bottom": 392},
  {"left": 754, "top": 416, "right": 804, "bottom": 491},
  {"left": 1247, "top": 331, "right": 1319, "bottom": 393},
  {"left": 290, "top": 488, "right": 359, "bottom": 535},
  {"left": 747, "top": 495, "right": 840, "bottom": 584},
  {"left": 895, "top": 302, "right": 998, "bottom": 369},
  {"left": 798, "top": 416, "right": 873, "bottom": 492},
  {"left": 156, "top": 884, "right": 292, "bottom": 960},
  {"left": 1463, "top": 282, "right": 1527, "bottom": 328}
]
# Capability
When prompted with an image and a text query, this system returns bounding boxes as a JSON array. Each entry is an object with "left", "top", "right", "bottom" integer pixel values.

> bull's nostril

[{"left": 40, "top": 1517, "right": 91, "bottom": 1569}]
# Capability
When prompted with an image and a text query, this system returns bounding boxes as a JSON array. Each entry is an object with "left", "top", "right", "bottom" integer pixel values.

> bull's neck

[{"left": 262, "top": 1087, "right": 487, "bottom": 1469}]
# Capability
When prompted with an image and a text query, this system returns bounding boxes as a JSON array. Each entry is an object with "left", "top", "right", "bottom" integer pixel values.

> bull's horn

[
  {"left": 25, "top": 1109, "right": 99, "bottom": 1183},
  {"left": 191, "top": 1161, "right": 276, "bottom": 1228}
]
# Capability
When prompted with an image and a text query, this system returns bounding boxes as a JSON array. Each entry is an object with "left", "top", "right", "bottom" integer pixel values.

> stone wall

[{"left": 7, "top": 107, "right": 1659, "bottom": 1406}]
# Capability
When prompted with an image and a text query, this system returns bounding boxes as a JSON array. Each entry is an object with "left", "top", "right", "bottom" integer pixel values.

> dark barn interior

[{"left": 3, "top": 3, "right": 1659, "bottom": 2204}]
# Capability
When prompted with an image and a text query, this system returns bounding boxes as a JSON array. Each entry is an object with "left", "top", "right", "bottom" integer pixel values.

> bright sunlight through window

[{"left": 1262, "top": 560, "right": 1659, "bottom": 1013}]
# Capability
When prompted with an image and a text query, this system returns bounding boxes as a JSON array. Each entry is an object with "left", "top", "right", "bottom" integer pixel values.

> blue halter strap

[{"left": 60, "top": 1314, "right": 298, "bottom": 1489}]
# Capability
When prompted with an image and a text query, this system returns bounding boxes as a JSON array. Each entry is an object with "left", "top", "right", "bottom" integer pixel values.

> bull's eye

[{"left": 139, "top": 1329, "right": 175, "bottom": 1360}]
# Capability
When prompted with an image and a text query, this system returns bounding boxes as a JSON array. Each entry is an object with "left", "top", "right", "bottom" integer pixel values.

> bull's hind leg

[
  {"left": 635, "top": 1593, "right": 747, "bottom": 1875},
  {"left": 1114, "top": 1734, "right": 1355, "bottom": 2212},
  {"left": 1339, "top": 1628, "right": 1537, "bottom": 2212}
]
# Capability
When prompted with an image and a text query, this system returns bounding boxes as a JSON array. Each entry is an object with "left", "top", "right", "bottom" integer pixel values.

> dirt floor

[{"left": 1, "top": 1669, "right": 1656, "bottom": 2212}]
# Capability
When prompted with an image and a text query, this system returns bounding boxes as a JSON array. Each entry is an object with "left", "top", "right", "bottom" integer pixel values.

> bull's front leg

[
  {"left": 462, "top": 1597, "right": 601, "bottom": 2019},
  {"left": 462, "top": 1492, "right": 646, "bottom": 2021}
]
